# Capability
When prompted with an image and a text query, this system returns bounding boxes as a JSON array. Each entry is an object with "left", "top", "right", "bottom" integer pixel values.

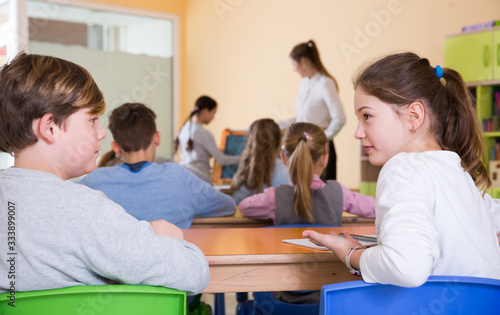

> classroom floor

[{"left": 201, "top": 292, "right": 238, "bottom": 315}]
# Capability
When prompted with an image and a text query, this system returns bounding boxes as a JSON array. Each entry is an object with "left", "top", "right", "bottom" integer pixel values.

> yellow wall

[
  {"left": 87, "top": 0, "right": 500, "bottom": 188},
  {"left": 184, "top": 0, "right": 500, "bottom": 188}
]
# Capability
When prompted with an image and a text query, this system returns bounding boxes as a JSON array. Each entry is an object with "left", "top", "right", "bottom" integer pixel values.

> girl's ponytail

[
  {"left": 282, "top": 123, "right": 328, "bottom": 222},
  {"left": 440, "top": 68, "right": 490, "bottom": 191},
  {"left": 289, "top": 139, "right": 314, "bottom": 222},
  {"left": 98, "top": 150, "right": 119, "bottom": 167},
  {"left": 174, "top": 109, "right": 197, "bottom": 153}
]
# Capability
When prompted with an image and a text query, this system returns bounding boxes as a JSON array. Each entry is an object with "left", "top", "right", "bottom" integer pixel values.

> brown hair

[
  {"left": 354, "top": 52, "right": 490, "bottom": 192},
  {"left": 97, "top": 150, "right": 123, "bottom": 168},
  {"left": 174, "top": 95, "right": 217, "bottom": 153},
  {"left": 230, "top": 119, "right": 282, "bottom": 194},
  {"left": 282, "top": 122, "right": 328, "bottom": 222},
  {"left": 108, "top": 102, "right": 157, "bottom": 153},
  {"left": 290, "top": 39, "right": 339, "bottom": 92},
  {"left": 0, "top": 52, "right": 105, "bottom": 154}
]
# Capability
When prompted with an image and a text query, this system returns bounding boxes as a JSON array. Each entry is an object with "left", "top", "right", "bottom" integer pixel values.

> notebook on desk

[{"left": 283, "top": 234, "right": 377, "bottom": 250}]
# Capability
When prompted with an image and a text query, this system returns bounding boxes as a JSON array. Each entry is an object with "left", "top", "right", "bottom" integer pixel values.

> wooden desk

[
  {"left": 340, "top": 212, "right": 375, "bottom": 226},
  {"left": 191, "top": 211, "right": 375, "bottom": 229},
  {"left": 184, "top": 226, "right": 376, "bottom": 293}
]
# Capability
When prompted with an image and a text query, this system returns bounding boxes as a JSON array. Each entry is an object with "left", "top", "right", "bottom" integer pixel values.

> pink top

[{"left": 238, "top": 174, "right": 376, "bottom": 223}]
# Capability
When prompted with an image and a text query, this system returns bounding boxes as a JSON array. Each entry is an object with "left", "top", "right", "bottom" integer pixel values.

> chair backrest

[
  {"left": 0, "top": 285, "right": 186, "bottom": 315},
  {"left": 320, "top": 275, "right": 500, "bottom": 315}
]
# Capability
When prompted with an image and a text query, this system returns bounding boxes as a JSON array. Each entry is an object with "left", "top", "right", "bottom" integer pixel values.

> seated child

[
  {"left": 239, "top": 122, "right": 375, "bottom": 225},
  {"left": 230, "top": 118, "right": 291, "bottom": 204},
  {"left": 239, "top": 122, "right": 375, "bottom": 305},
  {"left": 303, "top": 52, "right": 500, "bottom": 286},
  {"left": 78, "top": 102, "right": 236, "bottom": 229},
  {"left": 0, "top": 53, "right": 209, "bottom": 295},
  {"left": 175, "top": 95, "right": 240, "bottom": 184}
]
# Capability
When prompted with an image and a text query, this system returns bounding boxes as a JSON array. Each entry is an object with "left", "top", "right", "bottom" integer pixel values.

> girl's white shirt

[{"left": 360, "top": 151, "right": 500, "bottom": 287}]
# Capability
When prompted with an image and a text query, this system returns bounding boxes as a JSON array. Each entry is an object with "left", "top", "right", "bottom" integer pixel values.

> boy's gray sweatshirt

[{"left": 0, "top": 168, "right": 209, "bottom": 295}]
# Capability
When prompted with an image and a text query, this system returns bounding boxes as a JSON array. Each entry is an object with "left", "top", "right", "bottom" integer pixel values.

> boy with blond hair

[{"left": 0, "top": 53, "right": 209, "bottom": 294}]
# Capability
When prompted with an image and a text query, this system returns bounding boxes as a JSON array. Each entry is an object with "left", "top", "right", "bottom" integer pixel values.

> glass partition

[
  {"left": 0, "top": 1, "right": 7, "bottom": 66},
  {"left": 27, "top": 0, "right": 175, "bottom": 160},
  {"left": 0, "top": 0, "right": 176, "bottom": 170},
  {"left": 0, "top": 0, "right": 14, "bottom": 169}
]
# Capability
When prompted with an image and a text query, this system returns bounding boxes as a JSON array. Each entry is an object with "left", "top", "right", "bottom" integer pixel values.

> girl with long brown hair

[
  {"left": 304, "top": 52, "right": 500, "bottom": 285},
  {"left": 238, "top": 122, "right": 375, "bottom": 225},
  {"left": 230, "top": 118, "right": 291, "bottom": 204}
]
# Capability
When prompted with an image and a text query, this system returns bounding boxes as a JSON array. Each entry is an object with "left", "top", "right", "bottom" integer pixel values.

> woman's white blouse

[{"left": 280, "top": 72, "right": 346, "bottom": 139}]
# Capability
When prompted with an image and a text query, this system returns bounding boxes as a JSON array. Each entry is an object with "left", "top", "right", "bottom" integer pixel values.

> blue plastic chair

[{"left": 320, "top": 275, "right": 500, "bottom": 315}]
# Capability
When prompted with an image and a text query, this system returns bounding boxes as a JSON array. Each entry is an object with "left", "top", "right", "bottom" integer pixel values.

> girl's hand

[{"left": 302, "top": 230, "right": 361, "bottom": 263}]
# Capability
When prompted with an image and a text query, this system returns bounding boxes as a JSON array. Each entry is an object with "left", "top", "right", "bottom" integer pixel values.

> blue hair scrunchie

[{"left": 435, "top": 65, "right": 443, "bottom": 79}]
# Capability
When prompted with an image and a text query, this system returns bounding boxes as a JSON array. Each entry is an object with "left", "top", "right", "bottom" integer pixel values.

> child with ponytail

[
  {"left": 230, "top": 118, "right": 291, "bottom": 204},
  {"left": 175, "top": 95, "right": 240, "bottom": 184},
  {"left": 238, "top": 122, "right": 375, "bottom": 225},
  {"left": 304, "top": 52, "right": 500, "bottom": 286}
]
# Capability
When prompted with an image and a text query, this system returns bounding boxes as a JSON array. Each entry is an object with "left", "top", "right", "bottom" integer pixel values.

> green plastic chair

[{"left": 0, "top": 285, "right": 186, "bottom": 315}]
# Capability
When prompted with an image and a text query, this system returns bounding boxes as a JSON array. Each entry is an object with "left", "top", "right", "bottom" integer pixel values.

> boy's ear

[
  {"left": 36, "top": 113, "right": 56, "bottom": 144},
  {"left": 111, "top": 141, "right": 122, "bottom": 156},
  {"left": 407, "top": 101, "right": 425, "bottom": 131},
  {"left": 153, "top": 131, "right": 161, "bottom": 147},
  {"left": 280, "top": 151, "right": 288, "bottom": 166}
]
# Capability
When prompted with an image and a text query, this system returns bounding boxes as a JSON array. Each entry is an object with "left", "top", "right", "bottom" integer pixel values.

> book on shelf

[
  {"left": 483, "top": 119, "right": 495, "bottom": 132},
  {"left": 462, "top": 20, "right": 500, "bottom": 33},
  {"left": 493, "top": 115, "right": 500, "bottom": 132},
  {"left": 495, "top": 92, "right": 500, "bottom": 111},
  {"left": 491, "top": 142, "right": 500, "bottom": 161},
  {"left": 483, "top": 92, "right": 500, "bottom": 132}
]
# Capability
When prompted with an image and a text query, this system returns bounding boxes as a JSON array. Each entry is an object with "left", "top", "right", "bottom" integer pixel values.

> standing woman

[
  {"left": 175, "top": 95, "right": 240, "bottom": 184},
  {"left": 280, "top": 39, "right": 346, "bottom": 180}
]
